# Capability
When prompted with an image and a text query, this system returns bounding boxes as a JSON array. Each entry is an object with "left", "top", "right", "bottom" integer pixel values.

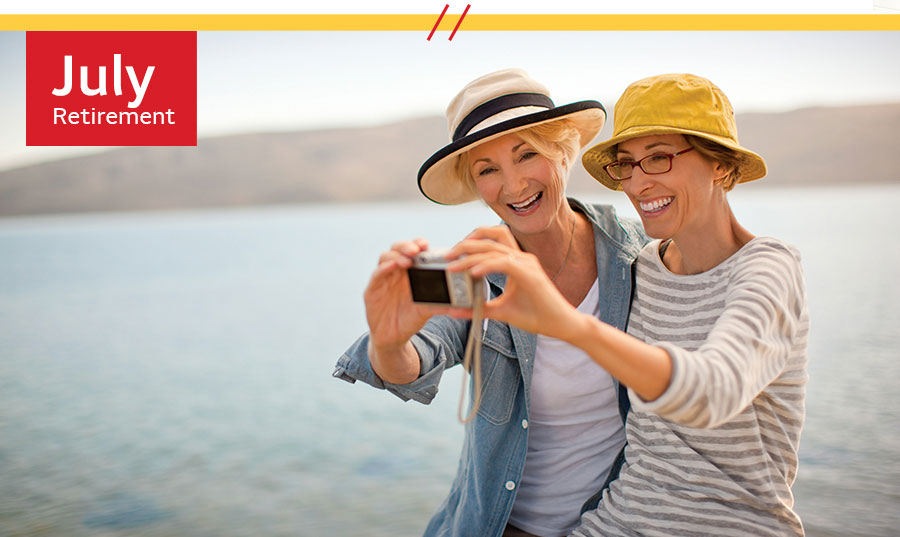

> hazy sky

[{"left": 2, "top": 30, "right": 899, "bottom": 170}]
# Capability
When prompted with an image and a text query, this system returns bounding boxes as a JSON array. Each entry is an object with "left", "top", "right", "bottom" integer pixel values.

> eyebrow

[
  {"left": 617, "top": 141, "right": 674, "bottom": 156},
  {"left": 472, "top": 141, "right": 528, "bottom": 165}
]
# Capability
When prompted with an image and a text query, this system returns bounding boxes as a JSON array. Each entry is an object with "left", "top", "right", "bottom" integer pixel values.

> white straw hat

[{"left": 418, "top": 69, "right": 607, "bottom": 205}]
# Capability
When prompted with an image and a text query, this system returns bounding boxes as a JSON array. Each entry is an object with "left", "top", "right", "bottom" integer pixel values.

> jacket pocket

[{"left": 473, "top": 320, "right": 520, "bottom": 425}]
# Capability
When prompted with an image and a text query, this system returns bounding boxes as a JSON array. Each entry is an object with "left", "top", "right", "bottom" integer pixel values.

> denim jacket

[{"left": 333, "top": 199, "right": 646, "bottom": 537}]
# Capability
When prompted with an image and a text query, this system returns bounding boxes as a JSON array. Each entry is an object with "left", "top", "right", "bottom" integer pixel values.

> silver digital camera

[{"left": 407, "top": 249, "right": 480, "bottom": 308}]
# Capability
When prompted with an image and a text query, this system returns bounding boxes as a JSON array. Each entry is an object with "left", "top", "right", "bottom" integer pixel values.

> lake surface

[{"left": 1, "top": 185, "right": 898, "bottom": 537}]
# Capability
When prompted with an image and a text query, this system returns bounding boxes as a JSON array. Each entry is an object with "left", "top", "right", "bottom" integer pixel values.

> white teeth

[
  {"left": 510, "top": 192, "right": 540, "bottom": 209},
  {"left": 640, "top": 197, "right": 673, "bottom": 212}
]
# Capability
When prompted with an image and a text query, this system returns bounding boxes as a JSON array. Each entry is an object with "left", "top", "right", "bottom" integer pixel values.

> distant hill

[{"left": 1, "top": 103, "right": 898, "bottom": 217}]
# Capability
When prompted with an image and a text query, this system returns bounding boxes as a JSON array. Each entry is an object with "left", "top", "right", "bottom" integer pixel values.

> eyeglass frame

[{"left": 603, "top": 147, "right": 695, "bottom": 181}]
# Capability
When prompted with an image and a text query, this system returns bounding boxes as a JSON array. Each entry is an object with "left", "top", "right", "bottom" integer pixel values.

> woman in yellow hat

[
  {"left": 335, "top": 69, "right": 647, "bottom": 537},
  {"left": 447, "top": 74, "right": 809, "bottom": 536}
]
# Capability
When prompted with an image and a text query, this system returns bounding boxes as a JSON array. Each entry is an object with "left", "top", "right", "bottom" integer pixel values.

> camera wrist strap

[{"left": 458, "top": 279, "right": 486, "bottom": 424}]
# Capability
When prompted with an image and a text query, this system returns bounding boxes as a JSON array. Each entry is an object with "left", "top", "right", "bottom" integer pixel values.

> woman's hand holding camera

[
  {"left": 364, "top": 238, "right": 451, "bottom": 384},
  {"left": 446, "top": 226, "right": 581, "bottom": 342}
]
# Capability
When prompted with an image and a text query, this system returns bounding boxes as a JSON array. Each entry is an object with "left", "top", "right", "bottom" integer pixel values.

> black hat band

[{"left": 452, "top": 92, "right": 554, "bottom": 142}]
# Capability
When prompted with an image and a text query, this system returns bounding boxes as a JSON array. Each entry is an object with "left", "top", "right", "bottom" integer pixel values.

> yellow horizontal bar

[
  {"left": 1, "top": 14, "right": 899, "bottom": 31},
  {"left": 470, "top": 14, "right": 900, "bottom": 31},
  {"left": 1, "top": 14, "right": 425, "bottom": 31}
]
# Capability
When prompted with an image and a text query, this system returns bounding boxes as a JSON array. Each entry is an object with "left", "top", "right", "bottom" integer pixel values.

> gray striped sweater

[{"left": 574, "top": 237, "right": 809, "bottom": 537}]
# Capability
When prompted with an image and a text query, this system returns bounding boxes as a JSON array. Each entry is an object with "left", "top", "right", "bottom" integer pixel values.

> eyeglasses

[{"left": 603, "top": 147, "right": 694, "bottom": 181}]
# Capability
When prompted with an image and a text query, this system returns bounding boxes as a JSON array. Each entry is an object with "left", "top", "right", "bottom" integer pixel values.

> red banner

[{"left": 26, "top": 31, "right": 197, "bottom": 147}]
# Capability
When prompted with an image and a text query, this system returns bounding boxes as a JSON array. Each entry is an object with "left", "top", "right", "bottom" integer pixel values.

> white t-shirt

[{"left": 507, "top": 279, "right": 626, "bottom": 537}]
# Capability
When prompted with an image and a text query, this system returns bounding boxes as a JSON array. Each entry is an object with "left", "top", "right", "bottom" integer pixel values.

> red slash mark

[
  {"left": 427, "top": 4, "right": 449, "bottom": 41},
  {"left": 449, "top": 4, "right": 471, "bottom": 41}
]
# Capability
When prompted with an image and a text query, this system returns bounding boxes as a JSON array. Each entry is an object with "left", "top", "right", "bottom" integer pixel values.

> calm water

[{"left": 1, "top": 185, "right": 898, "bottom": 537}]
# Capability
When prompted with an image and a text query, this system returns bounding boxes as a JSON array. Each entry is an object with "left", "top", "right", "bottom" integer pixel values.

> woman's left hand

[{"left": 446, "top": 225, "right": 580, "bottom": 340}]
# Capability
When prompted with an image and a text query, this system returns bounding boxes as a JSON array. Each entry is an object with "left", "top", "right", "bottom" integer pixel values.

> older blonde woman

[
  {"left": 448, "top": 74, "right": 809, "bottom": 536},
  {"left": 334, "top": 69, "right": 646, "bottom": 537}
]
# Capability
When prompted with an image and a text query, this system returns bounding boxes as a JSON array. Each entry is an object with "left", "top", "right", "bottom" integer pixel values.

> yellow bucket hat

[{"left": 582, "top": 73, "right": 767, "bottom": 191}]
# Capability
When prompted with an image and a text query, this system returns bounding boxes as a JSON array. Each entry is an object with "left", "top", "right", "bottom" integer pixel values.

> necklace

[{"left": 550, "top": 214, "right": 577, "bottom": 282}]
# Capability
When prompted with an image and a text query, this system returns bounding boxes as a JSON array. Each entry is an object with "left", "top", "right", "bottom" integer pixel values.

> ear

[{"left": 711, "top": 161, "right": 732, "bottom": 186}]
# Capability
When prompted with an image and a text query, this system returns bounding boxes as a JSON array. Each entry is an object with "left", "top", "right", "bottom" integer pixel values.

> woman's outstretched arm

[{"left": 449, "top": 226, "right": 807, "bottom": 428}]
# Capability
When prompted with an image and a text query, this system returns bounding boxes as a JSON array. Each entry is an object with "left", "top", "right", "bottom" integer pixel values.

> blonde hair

[
  {"left": 684, "top": 135, "right": 745, "bottom": 192},
  {"left": 455, "top": 119, "right": 582, "bottom": 194}
]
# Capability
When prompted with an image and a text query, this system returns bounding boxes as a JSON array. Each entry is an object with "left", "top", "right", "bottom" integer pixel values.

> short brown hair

[{"left": 684, "top": 135, "right": 746, "bottom": 191}]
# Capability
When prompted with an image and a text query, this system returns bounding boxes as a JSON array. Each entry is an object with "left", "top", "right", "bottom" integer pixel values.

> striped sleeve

[{"left": 631, "top": 240, "right": 808, "bottom": 429}]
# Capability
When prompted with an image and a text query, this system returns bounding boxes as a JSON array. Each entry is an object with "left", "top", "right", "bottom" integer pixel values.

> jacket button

[
  {"left": 521, "top": 419, "right": 528, "bottom": 429},
  {"left": 505, "top": 481, "right": 516, "bottom": 491}
]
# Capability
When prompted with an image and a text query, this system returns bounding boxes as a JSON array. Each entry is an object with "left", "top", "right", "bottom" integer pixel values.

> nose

[
  {"left": 622, "top": 166, "right": 654, "bottom": 196},
  {"left": 501, "top": 167, "right": 530, "bottom": 196}
]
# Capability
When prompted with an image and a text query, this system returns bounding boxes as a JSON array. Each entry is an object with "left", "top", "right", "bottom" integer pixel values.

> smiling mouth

[
  {"left": 509, "top": 192, "right": 542, "bottom": 213},
  {"left": 639, "top": 196, "right": 673, "bottom": 213}
]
